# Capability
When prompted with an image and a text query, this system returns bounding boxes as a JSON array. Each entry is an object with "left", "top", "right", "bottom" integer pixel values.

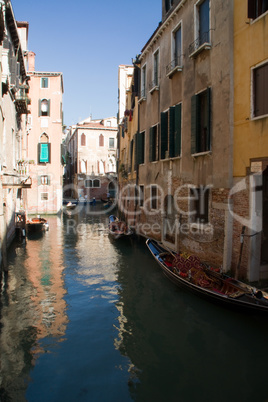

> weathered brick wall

[{"left": 230, "top": 178, "right": 250, "bottom": 279}]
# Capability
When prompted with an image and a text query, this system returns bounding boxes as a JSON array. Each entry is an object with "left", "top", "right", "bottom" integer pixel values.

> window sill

[
  {"left": 138, "top": 96, "right": 146, "bottom": 104},
  {"left": 250, "top": 10, "right": 268, "bottom": 24},
  {"left": 251, "top": 113, "right": 268, "bottom": 121},
  {"left": 191, "top": 151, "right": 211, "bottom": 158},
  {"left": 189, "top": 42, "right": 211, "bottom": 59},
  {"left": 166, "top": 66, "right": 182, "bottom": 79},
  {"left": 149, "top": 85, "right": 159, "bottom": 94}
]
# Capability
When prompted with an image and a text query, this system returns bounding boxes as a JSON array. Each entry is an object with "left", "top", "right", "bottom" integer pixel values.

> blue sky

[{"left": 11, "top": 0, "right": 162, "bottom": 127}]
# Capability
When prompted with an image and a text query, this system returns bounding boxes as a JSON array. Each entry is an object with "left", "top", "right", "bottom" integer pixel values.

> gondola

[
  {"left": 26, "top": 216, "right": 48, "bottom": 233},
  {"left": 108, "top": 215, "right": 133, "bottom": 239},
  {"left": 146, "top": 238, "right": 268, "bottom": 314}
]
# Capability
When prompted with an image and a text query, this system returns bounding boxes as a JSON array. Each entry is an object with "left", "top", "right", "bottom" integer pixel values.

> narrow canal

[{"left": 1, "top": 206, "right": 268, "bottom": 402}]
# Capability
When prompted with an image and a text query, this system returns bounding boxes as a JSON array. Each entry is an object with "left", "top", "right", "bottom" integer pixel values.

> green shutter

[
  {"left": 191, "top": 95, "right": 198, "bottom": 154},
  {"left": 169, "top": 106, "right": 175, "bottom": 158},
  {"left": 38, "top": 99, "right": 41, "bottom": 117},
  {"left": 37, "top": 176, "right": 41, "bottom": 186},
  {"left": 134, "top": 133, "right": 137, "bottom": 169},
  {"left": 47, "top": 175, "right": 51, "bottom": 185},
  {"left": 174, "top": 103, "right": 181, "bottom": 156},
  {"left": 161, "top": 112, "right": 168, "bottom": 159},
  {"left": 137, "top": 132, "right": 144, "bottom": 164},
  {"left": 149, "top": 127, "right": 153, "bottom": 162}
]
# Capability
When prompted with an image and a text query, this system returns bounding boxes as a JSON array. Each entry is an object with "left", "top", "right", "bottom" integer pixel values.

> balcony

[
  {"left": 149, "top": 78, "right": 159, "bottom": 94},
  {"left": 2, "top": 171, "right": 32, "bottom": 188},
  {"left": 138, "top": 89, "right": 146, "bottom": 104},
  {"left": 189, "top": 32, "right": 211, "bottom": 58},
  {"left": 14, "top": 86, "right": 31, "bottom": 115},
  {"left": 166, "top": 55, "right": 183, "bottom": 78}
]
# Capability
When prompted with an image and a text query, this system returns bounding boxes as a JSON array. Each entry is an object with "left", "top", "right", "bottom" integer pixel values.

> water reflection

[
  {"left": 1, "top": 210, "right": 268, "bottom": 402},
  {"left": 0, "top": 216, "right": 68, "bottom": 401}
]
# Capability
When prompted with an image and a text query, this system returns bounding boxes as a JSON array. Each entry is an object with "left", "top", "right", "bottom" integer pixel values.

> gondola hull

[{"left": 146, "top": 238, "right": 268, "bottom": 314}]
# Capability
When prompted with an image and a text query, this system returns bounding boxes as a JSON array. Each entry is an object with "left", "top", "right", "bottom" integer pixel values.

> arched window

[
  {"left": 81, "top": 133, "right": 86, "bottom": 146},
  {"left": 40, "top": 133, "right": 49, "bottom": 143},
  {"left": 38, "top": 133, "right": 51, "bottom": 163},
  {"left": 93, "top": 179, "right": 100, "bottom": 188},
  {"left": 39, "top": 99, "right": 50, "bottom": 116},
  {"left": 99, "top": 134, "right": 104, "bottom": 147}
]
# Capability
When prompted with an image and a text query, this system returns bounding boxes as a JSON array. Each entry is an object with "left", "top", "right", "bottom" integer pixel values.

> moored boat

[
  {"left": 108, "top": 215, "right": 133, "bottom": 239},
  {"left": 66, "top": 201, "right": 76, "bottom": 210},
  {"left": 146, "top": 238, "right": 268, "bottom": 314},
  {"left": 26, "top": 216, "right": 48, "bottom": 233}
]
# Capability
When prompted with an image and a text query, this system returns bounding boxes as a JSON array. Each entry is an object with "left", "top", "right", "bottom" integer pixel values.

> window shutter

[
  {"left": 169, "top": 106, "right": 175, "bottom": 157},
  {"left": 149, "top": 127, "right": 153, "bottom": 162},
  {"left": 38, "top": 99, "right": 41, "bottom": 117},
  {"left": 248, "top": 0, "right": 256, "bottom": 18},
  {"left": 134, "top": 132, "right": 138, "bottom": 169},
  {"left": 38, "top": 176, "right": 41, "bottom": 186},
  {"left": 137, "top": 132, "right": 144, "bottom": 165},
  {"left": 10, "top": 57, "right": 17, "bottom": 85},
  {"left": 47, "top": 175, "right": 51, "bottom": 185},
  {"left": 161, "top": 112, "right": 168, "bottom": 159},
  {"left": 47, "top": 99, "right": 50, "bottom": 116},
  {"left": 130, "top": 139, "right": 134, "bottom": 171},
  {"left": 174, "top": 103, "right": 181, "bottom": 156},
  {"left": 206, "top": 88, "right": 211, "bottom": 151},
  {"left": 191, "top": 95, "right": 197, "bottom": 154}
]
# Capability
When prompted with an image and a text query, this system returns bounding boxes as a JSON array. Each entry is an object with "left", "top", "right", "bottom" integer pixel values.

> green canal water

[{"left": 1, "top": 207, "right": 268, "bottom": 402}]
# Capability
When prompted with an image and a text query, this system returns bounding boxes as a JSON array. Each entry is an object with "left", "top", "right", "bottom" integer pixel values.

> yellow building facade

[{"left": 233, "top": 0, "right": 268, "bottom": 280}]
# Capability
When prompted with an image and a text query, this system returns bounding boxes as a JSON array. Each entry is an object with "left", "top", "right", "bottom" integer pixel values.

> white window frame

[
  {"left": 140, "top": 63, "right": 147, "bottom": 102},
  {"left": 41, "top": 77, "right": 49, "bottom": 89},
  {"left": 150, "top": 49, "right": 160, "bottom": 93},
  {"left": 189, "top": 0, "right": 211, "bottom": 58},
  {"left": 251, "top": 60, "right": 268, "bottom": 120}
]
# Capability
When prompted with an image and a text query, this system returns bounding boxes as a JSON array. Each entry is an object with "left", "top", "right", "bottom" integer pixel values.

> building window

[
  {"left": 160, "top": 103, "right": 181, "bottom": 159},
  {"left": 190, "top": 186, "right": 210, "bottom": 224},
  {"left": 151, "top": 185, "right": 158, "bottom": 210},
  {"left": 39, "top": 175, "right": 50, "bottom": 185},
  {"left": 191, "top": 88, "right": 211, "bottom": 154},
  {"left": 248, "top": 0, "right": 268, "bottom": 19},
  {"left": 150, "top": 49, "right": 159, "bottom": 91},
  {"left": 99, "top": 134, "right": 104, "bottom": 147},
  {"left": 165, "top": 0, "right": 173, "bottom": 13},
  {"left": 189, "top": 0, "right": 210, "bottom": 55},
  {"left": 81, "top": 133, "right": 86, "bottom": 146},
  {"left": 141, "top": 64, "right": 146, "bottom": 99},
  {"left": 39, "top": 99, "right": 50, "bottom": 116},
  {"left": 109, "top": 138, "right": 115, "bottom": 149},
  {"left": 85, "top": 179, "right": 100, "bottom": 188},
  {"left": 169, "top": 104, "right": 182, "bottom": 158},
  {"left": 41, "top": 77, "right": 48, "bottom": 88},
  {"left": 253, "top": 63, "right": 268, "bottom": 118},
  {"left": 149, "top": 125, "right": 159, "bottom": 162},
  {"left": 167, "top": 24, "right": 183, "bottom": 77},
  {"left": 41, "top": 192, "right": 48, "bottom": 201},
  {"left": 136, "top": 131, "right": 145, "bottom": 165},
  {"left": 38, "top": 134, "right": 51, "bottom": 163}
]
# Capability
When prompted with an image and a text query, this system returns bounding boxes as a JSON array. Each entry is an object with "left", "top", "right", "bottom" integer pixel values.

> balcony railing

[
  {"left": 189, "top": 31, "right": 211, "bottom": 57},
  {"left": 148, "top": 78, "right": 159, "bottom": 93},
  {"left": 14, "top": 86, "right": 31, "bottom": 115},
  {"left": 166, "top": 55, "right": 183, "bottom": 77}
]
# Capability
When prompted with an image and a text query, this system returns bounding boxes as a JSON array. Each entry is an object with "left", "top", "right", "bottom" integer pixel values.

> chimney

[{"left": 28, "top": 51, "right": 36, "bottom": 72}]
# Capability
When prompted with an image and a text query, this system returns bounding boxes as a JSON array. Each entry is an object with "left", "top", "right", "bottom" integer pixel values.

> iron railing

[
  {"left": 189, "top": 31, "right": 210, "bottom": 55},
  {"left": 166, "top": 55, "right": 182, "bottom": 75}
]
